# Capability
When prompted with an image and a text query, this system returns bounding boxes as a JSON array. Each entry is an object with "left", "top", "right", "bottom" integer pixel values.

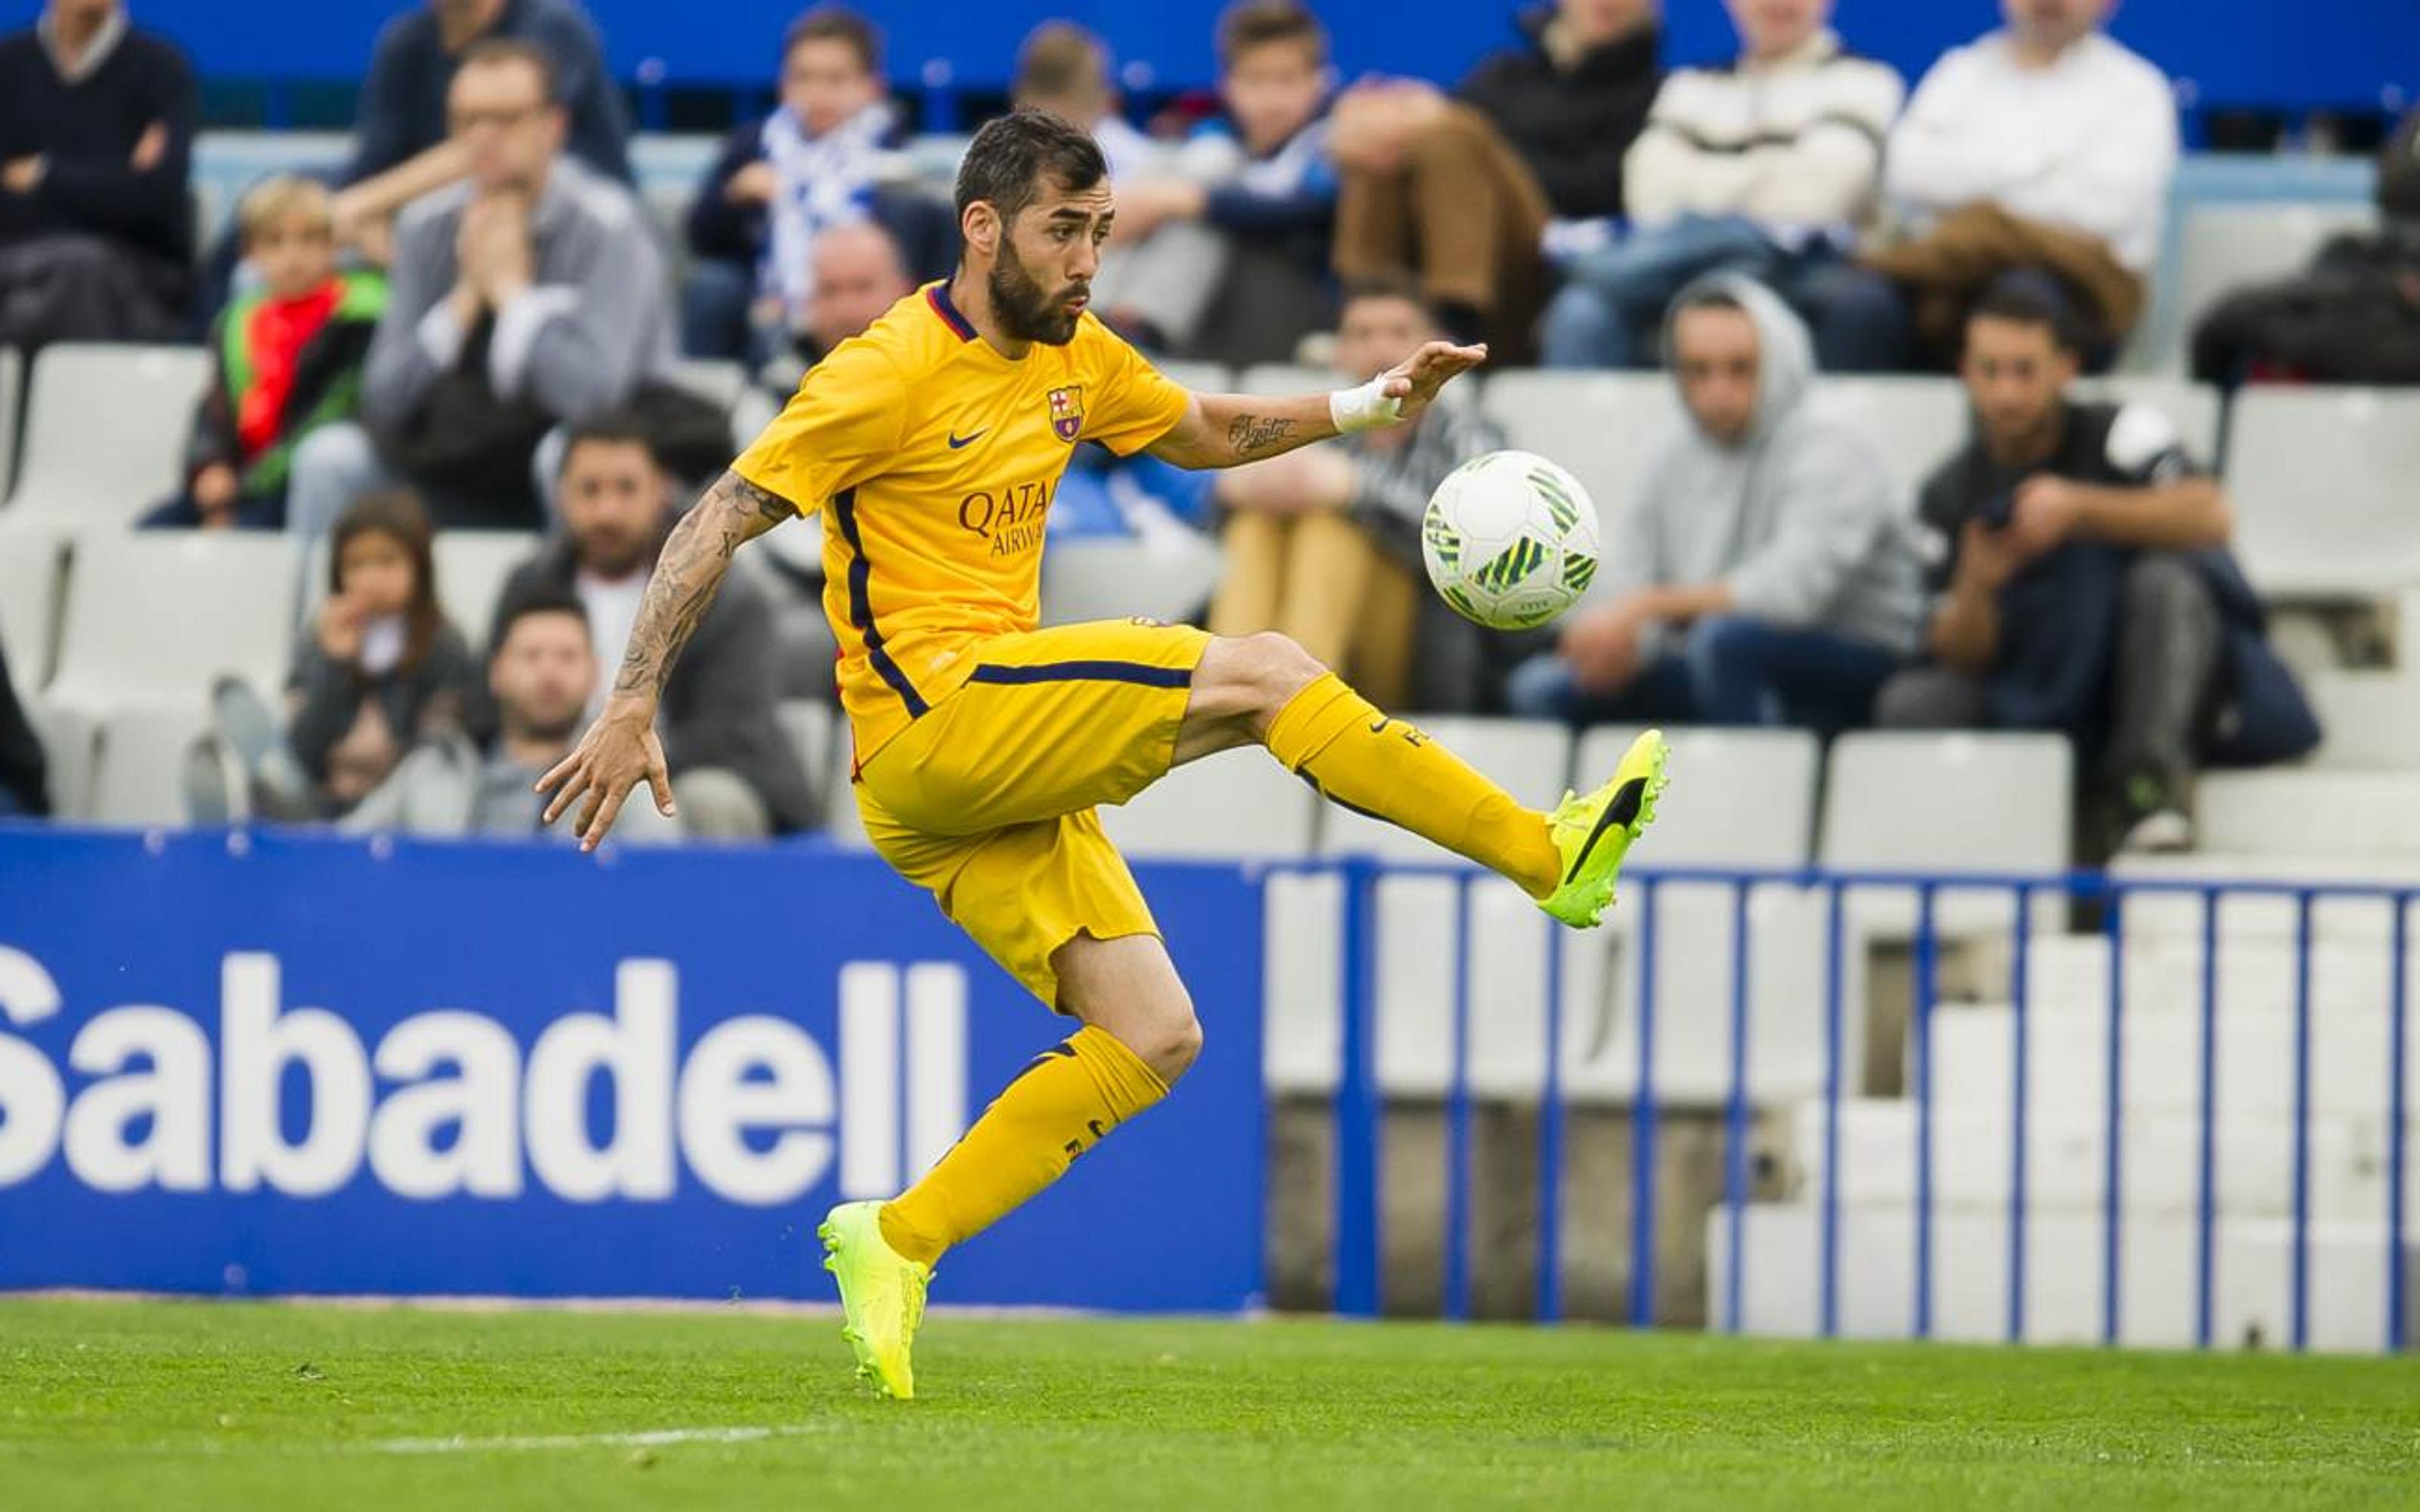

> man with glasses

[{"left": 285, "top": 39, "right": 677, "bottom": 538}]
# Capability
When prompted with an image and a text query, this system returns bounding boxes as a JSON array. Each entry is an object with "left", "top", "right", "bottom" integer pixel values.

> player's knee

[
  {"left": 1230, "top": 631, "right": 1326, "bottom": 716},
  {"left": 1148, "top": 1011, "right": 1205, "bottom": 1084}
]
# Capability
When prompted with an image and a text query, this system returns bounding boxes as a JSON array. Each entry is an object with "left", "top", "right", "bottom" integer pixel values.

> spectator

[
  {"left": 332, "top": 0, "right": 632, "bottom": 265},
  {"left": 1012, "top": 22, "right": 1157, "bottom": 183},
  {"left": 1206, "top": 278, "right": 1505, "bottom": 710},
  {"left": 339, "top": 587, "right": 679, "bottom": 843},
  {"left": 494, "top": 416, "right": 815, "bottom": 838},
  {"left": 1331, "top": 0, "right": 1661, "bottom": 357},
  {"left": 2191, "top": 107, "right": 2420, "bottom": 386},
  {"left": 1508, "top": 274, "right": 1922, "bottom": 732},
  {"left": 142, "top": 178, "right": 387, "bottom": 531},
  {"left": 1874, "top": 287, "right": 2318, "bottom": 854},
  {"left": 800, "top": 217, "right": 914, "bottom": 364},
  {"left": 0, "top": 0, "right": 196, "bottom": 348},
  {"left": 682, "top": 8, "right": 954, "bottom": 366},
  {"left": 0, "top": 631, "right": 47, "bottom": 819},
  {"left": 192, "top": 491, "right": 479, "bottom": 824},
  {"left": 1542, "top": 0, "right": 1904, "bottom": 370},
  {"left": 285, "top": 39, "right": 678, "bottom": 538},
  {"left": 1851, "top": 0, "right": 2180, "bottom": 370},
  {"left": 1087, "top": 2, "right": 1339, "bottom": 365}
]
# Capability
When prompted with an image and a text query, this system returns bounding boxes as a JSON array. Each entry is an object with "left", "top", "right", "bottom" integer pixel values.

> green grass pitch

[{"left": 4, "top": 1297, "right": 2416, "bottom": 1510}]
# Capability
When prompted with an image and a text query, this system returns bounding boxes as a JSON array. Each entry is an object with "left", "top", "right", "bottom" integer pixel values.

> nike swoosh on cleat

[
  {"left": 1562, "top": 778, "right": 1646, "bottom": 886},
  {"left": 947, "top": 429, "right": 986, "bottom": 449}
]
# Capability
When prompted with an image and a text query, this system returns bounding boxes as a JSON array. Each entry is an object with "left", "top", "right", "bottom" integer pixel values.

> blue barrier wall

[
  {"left": 123, "top": 1, "right": 2420, "bottom": 110},
  {"left": 0, "top": 829, "right": 1265, "bottom": 1310}
]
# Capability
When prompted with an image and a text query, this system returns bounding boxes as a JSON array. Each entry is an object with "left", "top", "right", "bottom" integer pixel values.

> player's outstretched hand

[
  {"left": 1379, "top": 339, "right": 1488, "bottom": 425},
  {"left": 535, "top": 702, "right": 676, "bottom": 853}
]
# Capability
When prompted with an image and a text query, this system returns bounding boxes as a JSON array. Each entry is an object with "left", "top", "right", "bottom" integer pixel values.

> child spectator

[
  {"left": 681, "top": 7, "right": 954, "bottom": 366},
  {"left": 1082, "top": 2, "right": 1340, "bottom": 364},
  {"left": 192, "top": 491, "right": 476, "bottom": 822},
  {"left": 142, "top": 177, "right": 386, "bottom": 531}
]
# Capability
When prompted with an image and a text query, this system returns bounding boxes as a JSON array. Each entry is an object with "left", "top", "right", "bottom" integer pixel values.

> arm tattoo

[
  {"left": 1225, "top": 413, "right": 1298, "bottom": 460},
  {"left": 612, "top": 470, "right": 794, "bottom": 701}
]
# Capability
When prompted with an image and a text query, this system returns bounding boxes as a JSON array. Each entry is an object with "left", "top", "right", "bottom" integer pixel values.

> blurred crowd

[{"left": 0, "top": 0, "right": 2412, "bottom": 857}]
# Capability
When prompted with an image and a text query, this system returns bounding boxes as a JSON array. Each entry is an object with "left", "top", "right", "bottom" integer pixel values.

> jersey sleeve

[
  {"left": 730, "top": 339, "right": 908, "bottom": 512},
  {"left": 1078, "top": 321, "right": 1192, "bottom": 457}
]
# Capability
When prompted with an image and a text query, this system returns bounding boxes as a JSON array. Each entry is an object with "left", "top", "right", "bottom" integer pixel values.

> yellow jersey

[{"left": 732, "top": 281, "right": 1192, "bottom": 759}]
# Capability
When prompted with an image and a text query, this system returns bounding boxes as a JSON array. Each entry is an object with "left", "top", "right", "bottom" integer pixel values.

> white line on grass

[{"left": 359, "top": 1424, "right": 834, "bottom": 1455}]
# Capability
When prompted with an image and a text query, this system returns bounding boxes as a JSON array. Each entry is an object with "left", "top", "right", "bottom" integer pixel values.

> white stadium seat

[
  {"left": 1102, "top": 748, "right": 1320, "bottom": 861},
  {"left": 2225, "top": 386, "right": 2420, "bottom": 599},
  {"left": 7, "top": 345, "right": 212, "bottom": 527},
  {"left": 669, "top": 358, "right": 748, "bottom": 411},
  {"left": 1477, "top": 370, "right": 1674, "bottom": 525},
  {"left": 43, "top": 533, "right": 300, "bottom": 719},
  {"left": 1575, "top": 725, "right": 1820, "bottom": 869},
  {"left": 1820, "top": 730, "right": 2073, "bottom": 875},
  {"left": 1152, "top": 359, "right": 1232, "bottom": 396},
  {"left": 1040, "top": 534, "right": 1224, "bottom": 627},
  {"left": 433, "top": 532, "right": 541, "bottom": 651},
  {"left": 1806, "top": 376, "right": 1969, "bottom": 506},
  {"left": 2304, "top": 669, "right": 2420, "bottom": 771},
  {"left": 773, "top": 698, "right": 833, "bottom": 826},
  {"left": 1235, "top": 362, "right": 1328, "bottom": 397},
  {"left": 0, "top": 346, "right": 21, "bottom": 495},
  {"left": 86, "top": 705, "right": 211, "bottom": 827},
  {"left": 0, "top": 521, "right": 67, "bottom": 695},
  {"left": 2118, "top": 201, "right": 2379, "bottom": 376}
]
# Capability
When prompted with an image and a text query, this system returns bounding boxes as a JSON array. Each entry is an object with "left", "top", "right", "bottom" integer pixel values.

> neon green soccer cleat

[
  {"left": 1538, "top": 728, "right": 1671, "bottom": 929},
  {"left": 818, "top": 1200, "right": 931, "bottom": 1400}
]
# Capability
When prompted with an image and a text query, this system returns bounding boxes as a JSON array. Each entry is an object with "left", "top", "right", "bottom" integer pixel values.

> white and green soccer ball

[{"left": 1419, "top": 450, "right": 1599, "bottom": 631}]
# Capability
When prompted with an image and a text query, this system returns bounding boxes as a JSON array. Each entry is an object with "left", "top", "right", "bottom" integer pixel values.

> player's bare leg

[
  {"left": 825, "top": 932, "right": 1190, "bottom": 1399},
  {"left": 1178, "top": 631, "right": 1667, "bottom": 927}
]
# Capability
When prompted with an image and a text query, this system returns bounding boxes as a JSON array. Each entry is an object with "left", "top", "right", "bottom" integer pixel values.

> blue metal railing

[{"left": 1306, "top": 860, "right": 2416, "bottom": 1352}]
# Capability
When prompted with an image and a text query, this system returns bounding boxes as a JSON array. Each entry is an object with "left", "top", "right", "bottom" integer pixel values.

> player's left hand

[
  {"left": 1378, "top": 340, "right": 1488, "bottom": 426},
  {"left": 535, "top": 700, "right": 677, "bottom": 853}
]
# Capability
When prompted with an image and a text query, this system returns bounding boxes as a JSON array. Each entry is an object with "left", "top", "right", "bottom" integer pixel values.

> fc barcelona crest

[{"left": 1046, "top": 385, "right": 1084, "bottom": 444}]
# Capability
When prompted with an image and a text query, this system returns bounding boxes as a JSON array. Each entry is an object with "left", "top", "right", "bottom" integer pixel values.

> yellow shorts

[{"left": 855, "top": 618, "right": 1214, "bottom": 1008}]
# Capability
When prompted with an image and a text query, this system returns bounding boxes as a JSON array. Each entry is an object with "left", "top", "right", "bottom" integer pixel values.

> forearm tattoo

[
  {"left": 1226, "top": 413, "right": 1298, "bottom": 460},
  {"left": 612, "top": 470, "right": 793, "bottom": 700}
]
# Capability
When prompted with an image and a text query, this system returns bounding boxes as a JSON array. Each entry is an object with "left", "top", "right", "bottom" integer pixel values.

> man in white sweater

[
  {"left": 1844, "top": 0, "right": 2179, "bottom": 367},
  {"left": 1541, "top": 0, "right": 1904, "bottom": 370}
]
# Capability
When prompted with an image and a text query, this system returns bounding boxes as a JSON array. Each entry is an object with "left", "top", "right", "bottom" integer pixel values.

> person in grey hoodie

[
  {"left": 284, "top": 37, "right": 676, "bottom": 538},
  {"left": 1506, "top": 272, "right": 1923, "bottom": 732}
]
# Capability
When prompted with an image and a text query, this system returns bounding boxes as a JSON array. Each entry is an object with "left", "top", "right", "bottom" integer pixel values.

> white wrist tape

[{"left": 1329, "top": 378, "right": 1404, "bottom": 435}]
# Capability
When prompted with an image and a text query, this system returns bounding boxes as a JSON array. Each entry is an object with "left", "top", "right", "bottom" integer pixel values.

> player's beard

[{"left": 989, "top": 241, "right": 1084, "bottom": 346}]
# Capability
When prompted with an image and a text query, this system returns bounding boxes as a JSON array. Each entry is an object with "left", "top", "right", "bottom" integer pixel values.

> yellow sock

[
  {"left": 878, "top": 1024, "right": 1168, "bottom": 1266},
  {"left": 1265, "top": 672, "right": 1561, "bottom": 898}
]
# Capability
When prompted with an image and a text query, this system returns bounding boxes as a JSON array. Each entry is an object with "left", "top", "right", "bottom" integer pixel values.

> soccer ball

[{"left": 1419, "top": 450, "right": 1600, "bottom": 631}]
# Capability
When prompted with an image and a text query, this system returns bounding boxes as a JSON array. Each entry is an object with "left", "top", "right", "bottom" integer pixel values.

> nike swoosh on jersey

[{"left": 947, "top": 429, "right": 987, "bottom": 449}]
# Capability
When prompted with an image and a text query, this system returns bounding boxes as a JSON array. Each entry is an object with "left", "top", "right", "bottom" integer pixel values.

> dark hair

[
  {"left": 456, "top": 36, "right": 558, "bottom": 103},
  {"left": 785, "top": 5, "right": 883, "bottom": 77},
  {"left": 1015, "top": 21, "right": 1109, "bottom": 104},
  {"left": 953, "top": 107, "right": 1108, "bottom": 226},
  {"left": 1968, "top": 280, "right": 2085, "bottom": 356},
  {"left": 329, "top": 488, "right": 445, "bottom": 672},
  {"left": 490, "top": 584, "right": 591, "bottom": 662},
  {"left": 1218, "top": 0, "right": 1329, "bottom": 70},
  {"left": 556, "top": 411, "right": 661, "bottom": 479}
]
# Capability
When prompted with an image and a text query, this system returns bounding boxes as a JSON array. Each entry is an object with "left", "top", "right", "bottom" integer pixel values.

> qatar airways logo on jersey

[
  {"left": 0, "top": 947, "right": 966, "bottom": 1207},
  {"left": 957, "top": 478, "right": 1056, "bottom": 558}
]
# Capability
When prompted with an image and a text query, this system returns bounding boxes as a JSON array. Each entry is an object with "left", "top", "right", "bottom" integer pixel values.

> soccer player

[{"left": 535, "top": 109, "right": 1668, "bottom": 1399}]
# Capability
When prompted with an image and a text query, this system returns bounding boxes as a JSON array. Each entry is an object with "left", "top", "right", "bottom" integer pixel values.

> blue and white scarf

[{"left": 759, "top": 102, "right": 896, "bottom": 327}]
